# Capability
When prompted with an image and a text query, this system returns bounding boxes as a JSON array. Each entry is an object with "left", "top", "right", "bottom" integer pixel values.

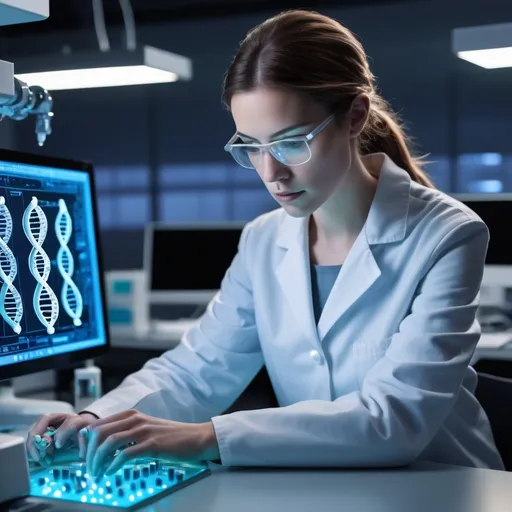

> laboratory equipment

[
  {"left": 105, "top": 269, "right": 149, "bottom": 337},
  {"left": 74, "top": 364, "right": 102, "bottom": 413},
  {"left": 0, "top": 0, "right": 53, "bottom": 147},
  {"left": 0, "top": 434, "right": 30, "bottom": 505},
  {"left": 0, "top": 61, "right": 54, "bottom": 147},
  {"left": 0, "top": 148, "right": 109, "bottom": 429},
  {"left": 0, "top": 1, "right": 52, "bottom": 146},
  {"left": 28, "top": 459, "right": 209, "bottom": 509},
  {"left": 144, "top": 222, "right": 244, "bottom": 305}
]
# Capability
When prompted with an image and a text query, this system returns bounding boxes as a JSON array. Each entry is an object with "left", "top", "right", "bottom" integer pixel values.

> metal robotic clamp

[{"left": 0, "top": 60, "right": 54, "bottom": 147}]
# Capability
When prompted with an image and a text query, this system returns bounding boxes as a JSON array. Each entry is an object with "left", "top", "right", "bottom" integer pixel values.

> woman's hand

[
  {"left": 27, "top": 412, "right": 98, "bottom": 466},
  {"left": 83, "top": 410, "right": 220, "bottom": 478}
]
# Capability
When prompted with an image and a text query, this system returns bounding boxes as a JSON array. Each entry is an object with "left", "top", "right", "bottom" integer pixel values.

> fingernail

[
  {"left": 79, "top": 427, "right": 88, "bottom": 438},
  {"left": 44, "top": 456, "right": 52, "bottom": 465},
  {"left": 55, "top": 439, "right": 61, "bottom": 449},
  {"left": 34, "top": 435, "right": 42, "bottom": 443}
]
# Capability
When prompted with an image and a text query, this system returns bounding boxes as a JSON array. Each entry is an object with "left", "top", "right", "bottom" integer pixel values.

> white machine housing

[
  {"left": 0, "top": 434, "right": 30, "bottom": 505},
  {"left": 0, "top": 0, "right": 48, "bottom": 96},
  {"left": 0, "top": 0, "right": 48, "bottom": 26}
]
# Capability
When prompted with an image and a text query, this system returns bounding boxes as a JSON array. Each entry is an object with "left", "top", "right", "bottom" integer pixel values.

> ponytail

[{"left": 360, "top": 95, "right": 436, "bottom": 188}]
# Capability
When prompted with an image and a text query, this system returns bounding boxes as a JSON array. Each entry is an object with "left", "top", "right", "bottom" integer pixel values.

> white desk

[
  {"left": 138, "top": 462, "right": 512, "bottom": 512},
  {"left": 25, "top": 461, "right": 512, "bottom": 512}
]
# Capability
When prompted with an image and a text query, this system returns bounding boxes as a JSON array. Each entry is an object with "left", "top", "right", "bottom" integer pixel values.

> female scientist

[{"left": 28, "top": 9, "right": 504, "bottom": 476}]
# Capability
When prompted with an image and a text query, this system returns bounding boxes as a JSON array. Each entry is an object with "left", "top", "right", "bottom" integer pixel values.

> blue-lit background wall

[{"left": 0, "top": 0, "right": 511, "bottom": 270}]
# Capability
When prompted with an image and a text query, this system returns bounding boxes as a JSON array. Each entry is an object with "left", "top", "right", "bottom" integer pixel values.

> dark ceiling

[{"left": 1, "top": 0, "right": 414, "bottom": 36}]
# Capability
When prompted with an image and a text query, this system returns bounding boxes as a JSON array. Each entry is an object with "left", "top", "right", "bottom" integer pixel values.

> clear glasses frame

[{"left": 224, "top": 113, "right": 335, "bottom": 169}]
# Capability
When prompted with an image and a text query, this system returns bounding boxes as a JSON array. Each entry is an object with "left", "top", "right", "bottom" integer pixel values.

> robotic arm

[
  {"left": 0, "top": 60, "right": 53, "bottom": 146},
  {"left": 0, "top": 0, "right": 52, "bottom": 146}
]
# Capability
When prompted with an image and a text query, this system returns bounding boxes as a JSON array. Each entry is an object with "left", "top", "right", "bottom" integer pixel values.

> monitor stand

[{"left": 0, "top": 381, "right": 74, "bottom": 432}]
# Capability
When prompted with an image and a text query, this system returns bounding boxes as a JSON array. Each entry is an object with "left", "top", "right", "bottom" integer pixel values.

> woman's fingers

[
  {"left": 85, "top": 417, "right": 138, "bottom": 477},
  {"left": 91, "top": 429, "right": 136, "bottom": 478},
  {"left": 104, "top": 442, "right": 152, "bottom": 476},
  {"left": 26, "top": 414, "right": 66, "bottom": 462}
]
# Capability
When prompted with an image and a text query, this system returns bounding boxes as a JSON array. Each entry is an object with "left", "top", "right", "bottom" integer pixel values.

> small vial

[{"left": 74, "top": 365, "right": 102, "bottom": 412}]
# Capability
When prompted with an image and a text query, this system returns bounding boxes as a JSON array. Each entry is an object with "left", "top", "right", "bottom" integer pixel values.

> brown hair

[{"left": 222, "top": 9, "right": 435, "bottom": 188}]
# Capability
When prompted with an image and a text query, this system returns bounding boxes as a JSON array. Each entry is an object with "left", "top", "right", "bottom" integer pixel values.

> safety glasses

[{"left": 224, "top": 113, "right": 335, "bottom": 169}]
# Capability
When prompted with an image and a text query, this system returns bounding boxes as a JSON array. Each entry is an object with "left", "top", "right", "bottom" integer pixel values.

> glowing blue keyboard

[{"left": 29, "top": 459, "right": 210, "bottom": 509}]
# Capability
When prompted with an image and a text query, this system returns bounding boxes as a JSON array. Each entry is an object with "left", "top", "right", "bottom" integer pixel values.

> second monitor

[
  {"left": 145, "top": 223, "right": 245, "bottom": 304},
  {"left": 455, "top": 194, "right": 512, "bottom": 289}
]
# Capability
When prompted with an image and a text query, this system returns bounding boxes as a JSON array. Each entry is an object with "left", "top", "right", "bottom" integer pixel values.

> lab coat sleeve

[
  {"left": 211, "top": 218, "right": 489, "bottom": 467},
  {"left": 85, "top": 223, "right": 264, "bottom": 423}
]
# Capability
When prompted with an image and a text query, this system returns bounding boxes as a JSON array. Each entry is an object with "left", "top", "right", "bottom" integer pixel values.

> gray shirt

[{"left": 310, "top": 264, "right": 342, "bottom": 324}]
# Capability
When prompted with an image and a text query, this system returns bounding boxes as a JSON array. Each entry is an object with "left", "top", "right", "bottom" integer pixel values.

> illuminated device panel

[{"left": 29, "top": 459, "right": 210, "bottom": 509}]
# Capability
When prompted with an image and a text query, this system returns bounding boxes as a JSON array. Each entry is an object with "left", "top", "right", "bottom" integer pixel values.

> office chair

[{"left": 475, "top": 372, "right": 512, "bottom": 471}]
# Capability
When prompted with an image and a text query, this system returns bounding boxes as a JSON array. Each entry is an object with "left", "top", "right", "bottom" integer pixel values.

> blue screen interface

[{"left": 0, "top": 159, "right": 107, "bottom": 367}]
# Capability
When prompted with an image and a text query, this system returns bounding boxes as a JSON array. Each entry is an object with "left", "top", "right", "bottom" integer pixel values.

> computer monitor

[
  {"left": 0, "top": 148, "right": 109, "bottom": 428},
  {"left": 144, "top": 222, "right": 245, "bottom": 304},
  {"left": 454, "top": 194, "right": 512, "bottom": 289}
]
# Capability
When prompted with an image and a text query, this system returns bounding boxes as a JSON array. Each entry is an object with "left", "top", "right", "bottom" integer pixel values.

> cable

[
  {"left": 118, "top": 0, "right": 137, "bottom": 50},
  {"left": 92, "top": 0, "right": 110, "bottom": 52}
]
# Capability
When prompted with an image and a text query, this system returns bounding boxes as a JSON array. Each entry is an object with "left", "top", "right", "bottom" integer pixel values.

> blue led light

[{"left": 30, "top": 459, "right": 209, "bottom": 509}]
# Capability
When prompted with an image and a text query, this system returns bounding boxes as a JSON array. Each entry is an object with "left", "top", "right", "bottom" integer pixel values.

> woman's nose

[{"left": 259, "top": 151, "right": 289, "bottom": 183}]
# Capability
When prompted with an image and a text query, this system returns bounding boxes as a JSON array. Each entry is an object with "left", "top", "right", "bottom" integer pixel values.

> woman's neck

[{"left": 309, "top": 153, "right": 381, "bottom": 266}]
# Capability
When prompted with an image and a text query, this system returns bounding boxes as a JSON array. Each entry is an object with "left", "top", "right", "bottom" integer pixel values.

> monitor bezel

[
  {"left": 144, "top": 221, "right": 245, "bottom": 304},
  {"left": 0, "top": 148, "right": 110, "bottom": 381}
]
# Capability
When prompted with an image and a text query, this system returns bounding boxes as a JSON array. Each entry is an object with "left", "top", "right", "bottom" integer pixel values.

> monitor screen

[
  {"left": 0, "top": 149, "right": 108, "bottom": 380},
  {"left": 457, "top": 196, "right": 512, "bottom": 266},
  {"left": 146, "top": 223, "right": 244, "bottom": 303}
]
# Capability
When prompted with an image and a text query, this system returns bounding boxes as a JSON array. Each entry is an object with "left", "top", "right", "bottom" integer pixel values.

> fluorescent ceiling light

[
  {"left": 14, "top": 45, "right": 192, "bottom": 91},
  {"left": 452, "top": 22, "right": 512, "bottom": 69},
  {"left": 17, "top": 66, "right": 179, "bottom": 91},
  {"left": 456, "top": 47, "right": 512, "bottom": 70}
]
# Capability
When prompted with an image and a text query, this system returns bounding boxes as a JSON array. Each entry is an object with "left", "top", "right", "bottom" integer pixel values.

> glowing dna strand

[
  {"left": 55, "top": 199, "right": 83, "bottom": 326},
  {"left": 0, "top": 196, "right": 23, "bottom": 334},
  {"left": 23, "top": 196, "right": 59, "bottom": 335}
]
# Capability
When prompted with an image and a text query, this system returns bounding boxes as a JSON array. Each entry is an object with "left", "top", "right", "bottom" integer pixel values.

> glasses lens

[
  {"left": 229, "top": 146, "right": 259, "bottom": 169},
  {"left": 271, "top": 140, "right": 311, "bottom": 166}
]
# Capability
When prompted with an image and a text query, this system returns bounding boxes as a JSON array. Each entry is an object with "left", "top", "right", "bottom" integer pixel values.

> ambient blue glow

[{"left": 30, "top": 459, "right": 209, "bottom": 509}]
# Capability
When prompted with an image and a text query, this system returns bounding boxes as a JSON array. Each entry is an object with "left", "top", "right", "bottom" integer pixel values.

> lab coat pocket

[{"left": 351, "top": 336, "right": 393, "bottom": 388}]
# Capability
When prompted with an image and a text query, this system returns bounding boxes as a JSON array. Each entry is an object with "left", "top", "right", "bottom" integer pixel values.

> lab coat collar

[{"left": 274, "top": 154, "right": 412, "bottom": 341}]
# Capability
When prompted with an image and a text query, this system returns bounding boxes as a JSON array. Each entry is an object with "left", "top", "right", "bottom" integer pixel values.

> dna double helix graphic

[
  {"left": 0, "top": 196, "right": 23, "bottom": 334},
  {"left": 55, "top": 199, "right": 83, "bottom": 326},
  {"left": 23, "top": 196, "right": 59, "bottom": 335}
]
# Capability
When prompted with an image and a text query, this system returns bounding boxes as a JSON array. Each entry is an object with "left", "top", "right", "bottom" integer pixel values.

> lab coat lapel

[
  {"left": 276, "top": 216, "right": 319, "bottom": 344},
  {"left": 316, "top": 233, "right": 381, "bottom": 340},
  {"left": 317, "top": 154, "right": 411, "bottom": 340}
]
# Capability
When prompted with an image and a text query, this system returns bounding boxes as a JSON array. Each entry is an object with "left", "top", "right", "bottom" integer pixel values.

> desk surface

[{"left": 132, "top": 461, "right": 512, "bottom": 512}]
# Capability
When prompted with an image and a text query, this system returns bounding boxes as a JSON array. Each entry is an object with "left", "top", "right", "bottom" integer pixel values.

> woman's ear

[{"left": 348, "top": 95, "right": 370, "bottom": 138}]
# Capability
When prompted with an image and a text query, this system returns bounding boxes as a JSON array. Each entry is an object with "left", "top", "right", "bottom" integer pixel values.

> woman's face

[{"left": 230, "top": 87, "right": 358, "bottom": 218}]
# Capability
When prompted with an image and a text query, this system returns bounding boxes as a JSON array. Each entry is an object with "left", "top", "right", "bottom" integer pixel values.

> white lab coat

[{"left": 87, "top": 154, "right": 504, "bottom": 470}]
